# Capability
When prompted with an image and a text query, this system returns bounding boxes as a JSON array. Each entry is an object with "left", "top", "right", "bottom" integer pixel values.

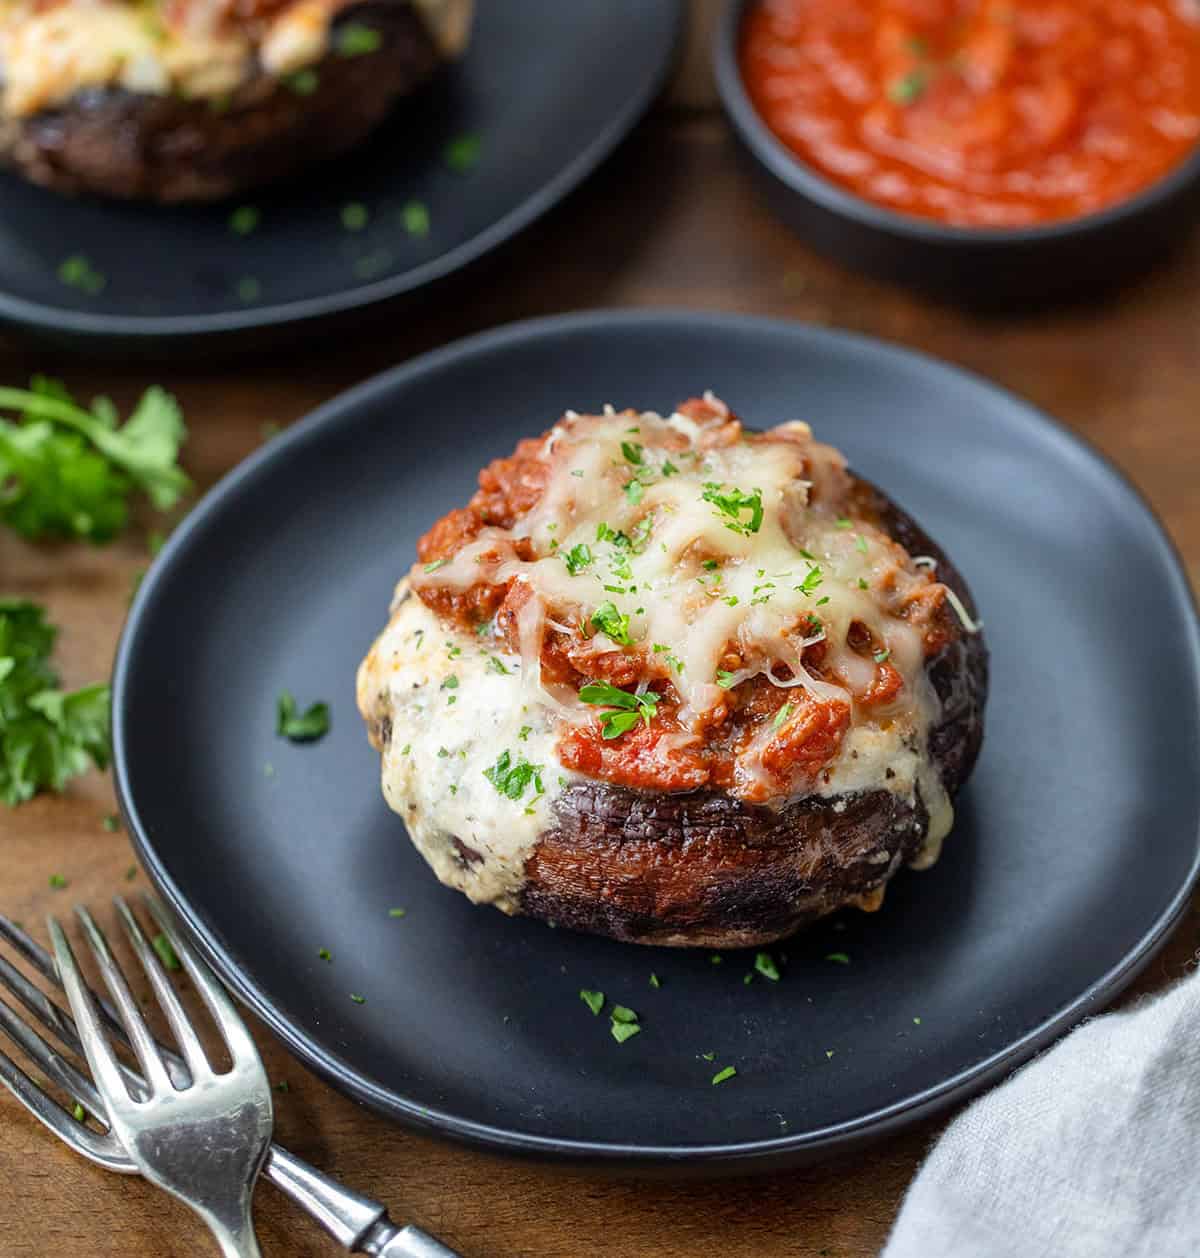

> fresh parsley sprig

[
  {"left": 0, "top": 600, "right": 111, "bottom": 806},
  {"left": 579, "top": 681, "right": 659, "bottom": 739},
  {"left": 0, "top": 377, "right": 190, "bottom": 543},
  {"left": 483, "top": 749, "right": 544, "bottom": 801},
  {"left": 702, "top": 483, "right": 764, "bottom": 537}
]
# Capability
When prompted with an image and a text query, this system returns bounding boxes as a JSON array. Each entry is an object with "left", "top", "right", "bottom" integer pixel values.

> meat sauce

[
  {"left": 740, "top": 0, "right": 1200, "bottom": 227},
  {"left": 416, "top": 401, "right": 957, "bottom": 803}
]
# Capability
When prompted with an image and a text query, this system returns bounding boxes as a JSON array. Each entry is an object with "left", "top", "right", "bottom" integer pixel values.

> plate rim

[
  {"left": 113, "top": 309, "right": 1200, "bottom": 1167},
  {"left": 0, "top": 2, "right": 684, "bottom": 344}
]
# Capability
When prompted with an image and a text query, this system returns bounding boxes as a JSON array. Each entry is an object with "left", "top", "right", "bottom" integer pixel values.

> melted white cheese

[
  {"left": 357, "top": 587, "right": 568, "bottom": 912},
  {"left": 0, "top": 0, "right": 473, "bottom": 115}
]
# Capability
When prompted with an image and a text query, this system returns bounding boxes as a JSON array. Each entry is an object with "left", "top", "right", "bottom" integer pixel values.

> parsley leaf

[
  {"left": 590, "top": 601, "right": 631, "bottom": 646},
  {"left": 483, "top": 749, "right": 544, "bottom": 801},
  {"left": 0, "top": 600, "right": 111, "bottom": 806},
  {"left": 0, "top": 379, "right": 190, "bottom": 543},
  {"left": 795, "top": 564, "right": 823, "bottom": 596},
  {"left": 754, "top": 952, "right": 781, "bottom": 981},
  {"left": 580, "top": 989, "right": 605, "bottom": 1015},
  {"left": 578, "top": 681, "right": 658, "bottom": 739},
  {"left": 711, "top": 1066, "right": 737, "bottom": 1085},
  {"left": 563, "top": 543, "right": 592, "bottom": 575},
  {"left": 276, "top": 692, "right": 331, "bottom": 742},
  {"left": 702, "top": 483, "right": 764, "bottom": 536}
]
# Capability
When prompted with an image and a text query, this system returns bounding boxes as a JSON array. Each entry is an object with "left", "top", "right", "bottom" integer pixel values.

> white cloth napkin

[{"left": 883, "top": 966, "right": 1200, "bottom": 1258}]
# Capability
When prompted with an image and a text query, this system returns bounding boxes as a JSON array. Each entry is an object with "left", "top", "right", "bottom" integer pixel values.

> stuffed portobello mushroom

[
  {"left": 0, "top": 0, "right": 472, "bottom": 202},
  {"left": 358, "top": 396, "right": 988, "bottom": 948}
]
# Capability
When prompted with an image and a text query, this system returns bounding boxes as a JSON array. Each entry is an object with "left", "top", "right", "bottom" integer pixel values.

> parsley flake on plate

[
  {"left": 711, "top": 1066, "right": 737, "bottom": 1085},
  {"left": 754, "top": 952, "right": 781, "bottom": 982},
  {"left": 444, "top": 134, "right": 482, "bottom": 173},
  {"left": 276, "top": 692, "right": 331, "bottom": 742},
  {"left": 825, "top": 952, "right": 851, "bottom": 965},
  {"left": 401, "top": 200, "right": 431, "bottom": 238},
  {"left": 580, "top": 989, "right": 605, "bottom": 1015}
]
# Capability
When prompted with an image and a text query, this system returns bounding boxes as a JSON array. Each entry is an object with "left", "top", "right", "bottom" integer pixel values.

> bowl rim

[{"left": 713, "top": 0, "right": 1200, "bottom": 247}]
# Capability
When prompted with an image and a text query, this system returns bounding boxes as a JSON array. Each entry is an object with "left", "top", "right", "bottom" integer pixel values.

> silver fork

[
  {"left": 0, "top": 902, "right": 459, "bottom": 1257},
  {"left": 51, "top": 896, "right": 272, "bottom": 1257}
]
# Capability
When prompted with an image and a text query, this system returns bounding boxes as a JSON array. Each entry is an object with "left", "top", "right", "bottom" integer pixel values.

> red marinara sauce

[{"left": 740, "top": 0, "right": 1200, "bottom": 227}]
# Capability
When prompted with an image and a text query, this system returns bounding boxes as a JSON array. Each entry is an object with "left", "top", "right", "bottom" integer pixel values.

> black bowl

[{"left": 713, "top": 0, "right": 1200, "bottom": 305}]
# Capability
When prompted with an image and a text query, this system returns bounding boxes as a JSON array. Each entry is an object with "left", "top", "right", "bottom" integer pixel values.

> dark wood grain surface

[{"left": 3, "top": 3, "right": 1199, "bottom": 1254}]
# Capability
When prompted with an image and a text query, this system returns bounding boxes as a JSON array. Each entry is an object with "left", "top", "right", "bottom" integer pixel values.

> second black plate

[
  {"left": 0, "top": 1, "right": 682, "bottom": 350},
  {"left": 114, "top": 311, "right": 1200, "bottom": 1170}
]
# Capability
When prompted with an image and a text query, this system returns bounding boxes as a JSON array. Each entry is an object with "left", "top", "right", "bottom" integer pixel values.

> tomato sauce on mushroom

[{"left": 740, "top": 0, "right": 1200, "bottom": 227}]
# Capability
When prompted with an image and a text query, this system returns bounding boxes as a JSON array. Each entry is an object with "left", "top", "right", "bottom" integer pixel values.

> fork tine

[
  {"left": 48, "top": 917, "right": 134, "bottom": 1106},
  {"left": 0, "top": 994, "right": 107, "bottom": 1118},
  {"left": 71, "top": 908, "right": 174, "bottom": 1095},
  {"left": 113, "top": 897, "right": 210, "bottom": 1079},
  {"left": 0, "top": 911, "right": 190, "bottom": 1091},
  {"left": 143, "top": 895, "right": 260, "bottom": 1067},
  {"left": 0, "top": 1043, "right": 131, "bottom": 1173}
]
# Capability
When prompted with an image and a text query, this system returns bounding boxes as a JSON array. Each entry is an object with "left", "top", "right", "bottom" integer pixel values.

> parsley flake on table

[
  {"left": 578, "top": 681, "right": 658, "bottom": 739},
  {"left": 152, "top": 933, "right": 181, "bottom": 971},
  {"left": 276, "top": 692, "right": 331, "bottom": 742},
  {"left": 483, "top": 750, "right": 544, "bottom": 801},
  {"left": 0, "top": 601, "right": 111, "bottom": 806},
  {"left": 0, "top": 377, "right": 191, "bottom": 544}
]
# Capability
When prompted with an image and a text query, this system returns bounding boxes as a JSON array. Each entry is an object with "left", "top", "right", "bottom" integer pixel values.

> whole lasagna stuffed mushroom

[
  {"left": 358, "top": 397, "right": 988, "bottom": 948},
  {"left": 0, "top": 0, "right": 472, "bottom": 201}
]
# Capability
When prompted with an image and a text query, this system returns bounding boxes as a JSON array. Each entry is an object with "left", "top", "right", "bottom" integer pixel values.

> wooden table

[{"left": 4, "top": 4, "right": 1200, "bottom": 1254}]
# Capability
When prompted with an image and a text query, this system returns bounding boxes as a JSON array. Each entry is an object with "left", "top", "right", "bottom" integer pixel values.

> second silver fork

[{"left": 51, "top": 896, "right": 272, "bottom": 1258}]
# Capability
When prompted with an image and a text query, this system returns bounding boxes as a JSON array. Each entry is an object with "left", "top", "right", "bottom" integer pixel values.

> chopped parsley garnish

[
  {"left": 855, "top": 534, "right": 869, "bottom": 555},
  {"left": 401, "top": 200, "right": 431, "bottom": 238},
  {"left": 771, "top": 703, "right": 794, "bottom": 731},
  {"left": 125, "top": 865, "right": 138, "bottom": 881},
  {"left": 796, "top": 564, "right": 823, "bottom": 596},
  {"left": 825, "top": 952, "right": 851, "bottom": 965},
  {"left": 661, "top": 459, "right": 679, "bottom": 477},
  {"left": 517, "top": 725, "right": 532, "bottom": 741},
  {"left": 318, "top": 948, "right": 332, "bottom": 961},
  {"left": 57, "top": 255, "right": 106, "bottom": 296},
  {"left": 48, "top": 873, "right": 67, "bottom": 889},
  {"left": 888, "top": 69, "right": 927, "bottom": 105},
  {"left": 596, "top": 521, "right": 631, "bottom": 548},
  {"left": 612, "top": 1021, "right": 641, "bottom": 1043},
  {"left": 483, "top": 750, "right": 544, "bottom": 801},
  {"left": 590, "top": 601, "right": 632, "bottom": 646},
  {"left": 711, "top": 1066, "right": 737, "bottom": 1086},
  {"left": 152, "top": 933, "right": 180, "bottom": 971},
  {"left": 336, "top": 22, "right": 382, "bottom": 55},
  {"left": 629, "top": 514, "right": 655, "bottom": 553},
  {"left": 445, "top": 133, "right": 482, "bottom": 173},
  {"left": 341, "top": 203, "right": 370, "bottom": 232},
  {"left": 715, "top": 670, "right": 737, "bottom": 689},
  {"left": 388, "top": 908, "right": 407, "bottom": 918},
  {"left": 580, "top": 989, "right": 605, "bottom": 1015},
  {"left": 858, "top": 578, "right": 870, "bottom": 590},
  {"left": 710, "top": 954, "right": 723, "bottom": 966},
  {"left": 72, "top": 1102, "right": 86, "bottom": 1122},
  {"left": 611, "top": 1005, "right": 638, "bottom": 1024},
  {"left": 754, "top": 952, "right": 780, "bottom": 982},
  {"left": 286, "top": 69, "right": 319, "bottom": 95},
  {"left": 275, "top": 1081, "right": 290, "bottom": 1093},
  {"left": 621, "top": 440, "right": 644, "bottom": 465},
  {"left": 349, "top": 993, "right": 366, "bottom": 1005},
  {"left": 835, "top": 517, "right": 852, "bottom": 530},
  {"left": 441, "top": 675, "right": 459, "bottom": 691},
  {"left": 873, "top": 649, "right": 891, "bottom": 664},
  {"left": 488, "top": 656, "right": 512, "bottom": 675},
  {"left": 0, "top": 601, "right": 111, "bottom": 806},
  {"left": 229, "top": 205, "right": 260, "bottom": 236},
  {"left": 236, "top": 276, "right": 261, "bottom": 304},
  {"left": 423, "top": 559, "right": 447, "bottom": 573},
  {"left": 649, "top": 973, "right": 661, "bottom": 989},
  {"left": 913, "top": 1016, "right": 922, "bottom": 1026},
  {"left": 579, "top": 681, "right": 659, "bottom": 739},
  {"left": 702, "top": 483, "right": 764, "bottom": 536},
  {"left": 624, "top": 479, "right": 644, "bottom": 506},
  {"left": 702, "top": 559, "right": 719, "bottom": 570},
  {"left": 564, "top": 543, "right": 593, "bottom": 575},
  {"left": 723, "top": 595, "right": 739, "bottom": 607},
  {"left": 276, "top": 692, "right": 330, "bottom": 742},
  {"left": 0, "top": 377, "right": 191, "bottom": 543},
  {"left": 101, "top": 813, "right": 120, "bottom": 832}
]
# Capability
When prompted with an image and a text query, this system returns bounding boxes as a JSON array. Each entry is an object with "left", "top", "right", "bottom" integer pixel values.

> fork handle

[{"left": 262, "top": 1144, "right": 462, "bottom": 1256}]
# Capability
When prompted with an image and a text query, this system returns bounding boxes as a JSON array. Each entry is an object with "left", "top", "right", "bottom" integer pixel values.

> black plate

[
  {"left": 0, "top": 2, "right": 682, "bottom": 352},
  {"left": 114, "top": 311, "right": 1200, "bottom": 1171}
]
